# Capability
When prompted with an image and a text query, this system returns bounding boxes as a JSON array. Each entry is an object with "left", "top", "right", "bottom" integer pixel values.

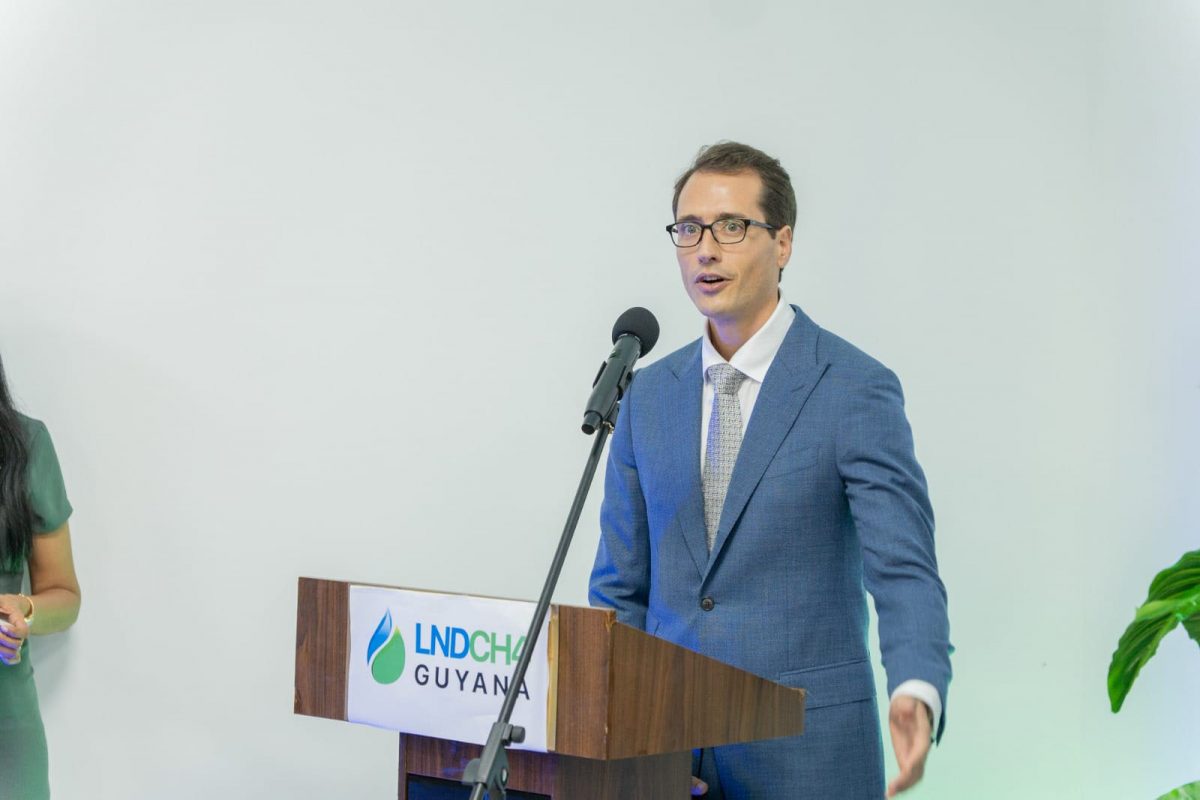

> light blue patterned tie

[{"left": 703, "top": 363, "right": 747, "bottom": 551}]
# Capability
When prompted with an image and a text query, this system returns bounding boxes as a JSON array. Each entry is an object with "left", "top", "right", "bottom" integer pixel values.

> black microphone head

[{"left": 612, "top": 307, "right": 660, "bottom": 356}]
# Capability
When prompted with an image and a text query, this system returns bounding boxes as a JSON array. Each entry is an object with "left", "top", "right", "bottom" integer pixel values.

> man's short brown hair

[{"left": 671, "top": 141, "right": 797, "bottom": 237}]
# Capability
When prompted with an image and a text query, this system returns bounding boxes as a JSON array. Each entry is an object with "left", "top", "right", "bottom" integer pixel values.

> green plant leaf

[
  {"left": 1183, "top": 613, "right": 1200, "bottom": 648},
  {"left": 1108, "top": 549, "right": 1200, "bottom": 713},
  {"left": 1157, "top": 780, "right": 1200, "bottom": 800},
  {"left": 1134, "top": 596, "right": 1200, "bottom": 623}
]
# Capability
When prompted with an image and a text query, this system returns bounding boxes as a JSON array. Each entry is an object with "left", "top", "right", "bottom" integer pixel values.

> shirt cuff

[{"left": 890, "top": 679, "right": 942, "bottom": 737}]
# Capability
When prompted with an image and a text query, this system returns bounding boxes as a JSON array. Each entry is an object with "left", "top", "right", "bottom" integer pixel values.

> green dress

[{"left": 0, "top": 415, "right": 72, "bottom": 800}]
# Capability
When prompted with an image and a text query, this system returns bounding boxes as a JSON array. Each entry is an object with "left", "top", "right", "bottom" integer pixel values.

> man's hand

[
  {"left": 690, "top": 776, "right": 708, "bottom": 796},
  {"left": 886, "top": 694, "right": 932, "bottom": 797}
]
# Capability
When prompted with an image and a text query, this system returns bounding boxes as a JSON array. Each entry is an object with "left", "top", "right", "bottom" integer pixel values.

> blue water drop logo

[{"left": 367, "top": 610, "right": 406, "bottom": 684}]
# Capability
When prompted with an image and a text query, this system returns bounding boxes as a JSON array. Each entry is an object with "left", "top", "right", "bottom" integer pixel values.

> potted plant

[{"left": 1108, "top": 549, "right": 1200, "bottom": 800}]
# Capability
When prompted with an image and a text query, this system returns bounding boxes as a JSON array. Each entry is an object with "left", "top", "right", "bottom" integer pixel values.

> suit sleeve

[
  {"left": 836, "top": 364, "right": 952, "bottom": 740},
  {"left": 588, "top": 378, "right": 651, "bottom": 631}
]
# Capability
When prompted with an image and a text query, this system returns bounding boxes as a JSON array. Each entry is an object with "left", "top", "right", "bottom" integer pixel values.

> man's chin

[
  {"left": 688, "top": 292, "right": 729, "bottom": 319},
  {"left": 697, "top": 308, "right": 739, "bottom": 338}
]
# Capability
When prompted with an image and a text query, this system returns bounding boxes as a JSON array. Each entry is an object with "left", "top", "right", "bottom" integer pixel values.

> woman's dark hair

[{"left": 0, "top": 355, "right": 35, "bottom": 571}]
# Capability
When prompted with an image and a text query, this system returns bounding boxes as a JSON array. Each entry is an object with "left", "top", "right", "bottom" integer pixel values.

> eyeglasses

[{"left": 665, "top": 217, "right": 776, "bottom": 248}]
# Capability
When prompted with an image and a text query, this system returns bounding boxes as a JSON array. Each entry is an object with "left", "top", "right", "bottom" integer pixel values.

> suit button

[{"left": 700, "top": 597, "right": 715, "bottom": 612}]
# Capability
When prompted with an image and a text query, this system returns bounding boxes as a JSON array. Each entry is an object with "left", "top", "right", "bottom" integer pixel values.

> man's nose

[{"left": 696, "top": 229, "right": 722, "bottom": 264}]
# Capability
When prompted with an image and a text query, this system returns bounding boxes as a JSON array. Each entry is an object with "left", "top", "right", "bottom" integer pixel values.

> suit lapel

[
  {"left": 705, "top": 310, "right": 829, "bottom": 578},
  {"left": 663, "top": 344, "right": 709, "bottom": 578}
]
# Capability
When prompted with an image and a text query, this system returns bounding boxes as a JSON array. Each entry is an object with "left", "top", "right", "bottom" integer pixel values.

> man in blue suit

[{"left": 589, "top": 142, "right": 951, "bottom": 798}]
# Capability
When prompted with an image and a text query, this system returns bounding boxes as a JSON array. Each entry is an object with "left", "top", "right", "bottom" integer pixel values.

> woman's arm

[{"left": 2, "top": 522, "right": 82, "bottom": 635}]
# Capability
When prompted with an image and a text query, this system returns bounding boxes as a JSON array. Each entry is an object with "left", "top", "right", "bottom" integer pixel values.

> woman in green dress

[{"left": 0, "top": 354, "right": 82, "bottom": 799}]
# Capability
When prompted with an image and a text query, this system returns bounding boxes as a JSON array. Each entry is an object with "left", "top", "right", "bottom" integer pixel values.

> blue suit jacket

[{"left": 589, "top": 307, "right": 951, "bottom": 791}]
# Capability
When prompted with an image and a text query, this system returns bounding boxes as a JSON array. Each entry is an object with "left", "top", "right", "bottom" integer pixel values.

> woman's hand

[{"left": 0, "top": 601, "right": 29, "bottom": 665}]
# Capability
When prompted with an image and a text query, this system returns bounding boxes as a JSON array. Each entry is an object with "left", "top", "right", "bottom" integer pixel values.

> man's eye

[
  {"left": 719, "top": 219, "right": 745, "bottom": 234},
  {"left": 678, "top": 223, "right": 701, "bottom": 236}
]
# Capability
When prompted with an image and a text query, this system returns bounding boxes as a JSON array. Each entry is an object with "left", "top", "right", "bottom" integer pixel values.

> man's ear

[{"left": 776, "top": 225, "right": 794, "bottom": 269}]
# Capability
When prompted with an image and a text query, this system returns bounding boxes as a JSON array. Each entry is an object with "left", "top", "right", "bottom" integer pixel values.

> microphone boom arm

[{"left": 463, "top": 387, "right": 625, "bottom": 800}]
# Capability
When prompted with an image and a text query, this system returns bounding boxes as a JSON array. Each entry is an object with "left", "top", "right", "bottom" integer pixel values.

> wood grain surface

[
  {"left": 294, "top": 577, "right": 349, "bottom": 720},
  {"left": 552, "top": 603, "right": 805, "bottom": 759},
  {"left": 400, "top": 735, "right": 691, "bottom": 800}
]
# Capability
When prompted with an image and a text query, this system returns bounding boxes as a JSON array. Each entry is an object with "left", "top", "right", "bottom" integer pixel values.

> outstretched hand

[{"left": 886, "top": 694, "right": 932, "bottom": 797}]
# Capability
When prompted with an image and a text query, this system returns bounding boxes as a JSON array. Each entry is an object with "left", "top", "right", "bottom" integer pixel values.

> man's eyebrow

[{"left": 675, "top": 211, "right": 747, "bottom": 223}]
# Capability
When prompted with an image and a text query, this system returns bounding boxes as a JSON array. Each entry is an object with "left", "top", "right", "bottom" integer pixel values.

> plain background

[{"left": 2, "top": 1, "right": 1197, "bottom": 797}]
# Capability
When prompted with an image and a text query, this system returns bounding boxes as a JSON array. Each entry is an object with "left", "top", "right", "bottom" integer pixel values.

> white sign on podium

[{"left": 345, "top": 585, "right": 551, "bottom": 752}]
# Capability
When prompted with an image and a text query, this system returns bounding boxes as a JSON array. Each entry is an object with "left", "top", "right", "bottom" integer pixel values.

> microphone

[{"left": 581, "top": 307, "right": 660, "bottom": 434}]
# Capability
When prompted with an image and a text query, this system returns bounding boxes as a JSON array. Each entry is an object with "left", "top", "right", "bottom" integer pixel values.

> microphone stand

[{"left": 461, "top": 392, "right": 624, "bottom": 800}]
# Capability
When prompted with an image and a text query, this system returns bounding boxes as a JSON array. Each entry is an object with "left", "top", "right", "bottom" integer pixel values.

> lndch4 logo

[{"left": 367, "top": 610, "right": 406, "bottom": 684}]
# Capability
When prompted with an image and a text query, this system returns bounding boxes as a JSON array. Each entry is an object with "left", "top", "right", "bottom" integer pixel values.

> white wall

[{"left": 1, "top": 2, "right": 1196, "bottom": 797}]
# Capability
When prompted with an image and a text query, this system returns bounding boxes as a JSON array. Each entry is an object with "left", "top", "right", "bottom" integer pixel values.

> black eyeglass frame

[{"left": 664, "top": 217, "right": 777, "bottom": 248}]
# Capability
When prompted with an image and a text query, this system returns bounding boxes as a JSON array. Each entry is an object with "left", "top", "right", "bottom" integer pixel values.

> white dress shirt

[{"left": 699, "top": 294, "right": 943, "bottom": 728}]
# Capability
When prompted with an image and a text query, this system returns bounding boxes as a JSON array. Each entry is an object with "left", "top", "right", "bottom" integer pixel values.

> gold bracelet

[{"left": 17, "top": 593, "right": 34, "bottom": 625}]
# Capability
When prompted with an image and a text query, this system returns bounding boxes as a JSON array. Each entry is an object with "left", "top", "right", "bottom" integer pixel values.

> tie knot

[{"left": 707, "top": 363, "right": 746, "bottom": 396}]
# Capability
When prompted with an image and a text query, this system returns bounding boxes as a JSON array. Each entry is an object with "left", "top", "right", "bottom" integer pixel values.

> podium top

[{"left": 294, "top": 577, "right": 805, "bottom": 759}]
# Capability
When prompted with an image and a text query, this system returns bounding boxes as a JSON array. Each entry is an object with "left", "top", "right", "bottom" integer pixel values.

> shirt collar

[{"left": 700, "top": 294, "right": 796, "bottom": 385}]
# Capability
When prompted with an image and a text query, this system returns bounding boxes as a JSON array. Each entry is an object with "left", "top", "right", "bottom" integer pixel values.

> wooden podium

[{"left": 294, "top": 578, "right": 806, "bottom": 799}]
